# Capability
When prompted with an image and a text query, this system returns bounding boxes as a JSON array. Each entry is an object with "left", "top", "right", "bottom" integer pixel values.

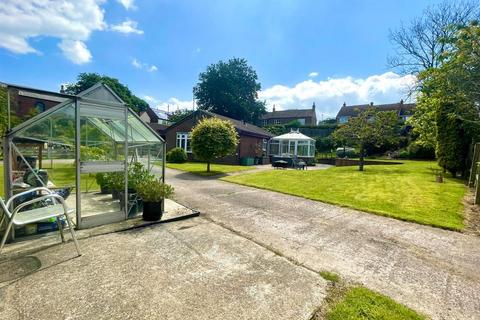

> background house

[
  {"left": 139, "top": 106, "right": 171, "bottom": 139},
  {"left": 164, "top": 110, "right": 274, "bottom": 165},
  {"left": 259, "top": 103, "right": 317, "bottom": 126},
  {"left": 336, "top": 100, "right": 415, "bottom": 124}
]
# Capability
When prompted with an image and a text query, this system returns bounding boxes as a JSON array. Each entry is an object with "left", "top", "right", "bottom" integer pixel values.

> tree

[
  {"left": 193, "top": 58, "right": 266, "bottom": 123},
  {"left": 168, "top": 109, "right": 194, "bottom": 123},
  {"left": 389, "top": 1, "right": 479, "bottom": 74},
  {"left": 190, "top": 117, "right": 239, "bottom": 172},
  {"left": 332, "top": 109, "right": 398, "bottom": 171},
  {"left": 64, "top": 73, "right": 149, "bottom": 113},
  {"left": 409, "top": 22, "right": 480, "bottom": 176}
]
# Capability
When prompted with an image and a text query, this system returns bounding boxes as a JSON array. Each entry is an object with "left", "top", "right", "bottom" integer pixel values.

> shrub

[
  {"left": 335, "top": 147, "right": 357, "bottom": 158},
  {"left": 95, "top": 173, "right": 112, "bottom": 188},
  {"left": 137, "top": 177, "right": 174, "bottom": 202},
  {"left": 407, "top": 142, "right": 435, "bottom": 159},
  {"left": 109, "top": 162, "right": 153, "bottom": 191},
  {"left": 167, "top": 147, "right": 188, "bottom": 163}
]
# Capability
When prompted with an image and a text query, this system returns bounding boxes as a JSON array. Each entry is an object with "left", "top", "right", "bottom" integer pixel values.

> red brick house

[
  {"left": 259, "top": 103, "right": 317, "bottom": 126},
  {"left": 164, "top": 110, "right": 274, "bottom": 165}
]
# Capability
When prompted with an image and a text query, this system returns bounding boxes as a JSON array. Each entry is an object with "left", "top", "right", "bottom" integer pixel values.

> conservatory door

[
  {"left": 288, "top": 140, "right": 297, "bottom": 156},
  {"left": 77, "top": 103, "right": 128, "bottom": 229}
]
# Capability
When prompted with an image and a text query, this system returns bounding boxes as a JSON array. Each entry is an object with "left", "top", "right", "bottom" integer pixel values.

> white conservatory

[{"left": 268, "top": 130, "right": 316, "bottom": 163}]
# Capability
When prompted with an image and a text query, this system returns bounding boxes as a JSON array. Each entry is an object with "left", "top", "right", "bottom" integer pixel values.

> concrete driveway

[
  {"left": 0, "top": 219, "right": 326, "bottom": 320},
  {"left": 166, "top": 168, "right": 480, "bottom": 320}
]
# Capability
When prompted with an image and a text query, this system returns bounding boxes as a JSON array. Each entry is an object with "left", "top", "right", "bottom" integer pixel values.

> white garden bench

[{"left": 0, "top": 187, "right": 81, "bottom": 256}]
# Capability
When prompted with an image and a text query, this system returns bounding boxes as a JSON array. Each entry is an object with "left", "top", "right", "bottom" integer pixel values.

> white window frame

[
  {"left": 274, "top": 119, "right": 281, "bottom": 125},
  {"left": 176, "top": 132, "right": 192, "bottom": 153}
]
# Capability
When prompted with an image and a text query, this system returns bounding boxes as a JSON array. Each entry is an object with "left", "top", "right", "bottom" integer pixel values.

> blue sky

[{"left": 0, "top": 0, "right": 442, "bottom": 118}]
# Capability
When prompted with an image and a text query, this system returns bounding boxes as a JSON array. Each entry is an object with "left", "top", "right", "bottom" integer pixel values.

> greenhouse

[
  {"left": 2, "top": 82, "right": 165, "bottom": 234},
  {"left": 268, "top": 129, "right": 316, "bottom": 164}
]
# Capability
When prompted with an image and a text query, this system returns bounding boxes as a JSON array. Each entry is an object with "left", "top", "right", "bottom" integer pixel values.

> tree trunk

[
  {"left": 359, "top": 147, "right": 365, "bottom": 171},
  {"left": 207, "top": 162, "right": 211, "bottom": 172}
]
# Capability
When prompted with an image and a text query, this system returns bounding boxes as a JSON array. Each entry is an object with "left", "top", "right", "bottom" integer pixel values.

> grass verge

[
  {"left": 223, "top": 160, "right": 466, "bottom": 230},
  {"left": 166, "top": 161, "right": 253, "bottom": 176},
  {"left": 313, "top": 273, "right": 426, "bottom": 320}
]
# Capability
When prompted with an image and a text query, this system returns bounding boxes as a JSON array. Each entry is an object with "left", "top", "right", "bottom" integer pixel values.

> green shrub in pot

[
  {"left": 137, "top": 177, "right": 174, "bottom": 221},
  {"left": 95, "top": 173, "right": 113, "bottom": 194}
]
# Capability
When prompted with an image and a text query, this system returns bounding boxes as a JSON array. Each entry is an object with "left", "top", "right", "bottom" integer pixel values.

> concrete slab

[
  {"left": 165, "top": 168, "right": 480, "bottom": 320},
  {"left": 0, "top": 219, "right": 327, "bottom": 320}
]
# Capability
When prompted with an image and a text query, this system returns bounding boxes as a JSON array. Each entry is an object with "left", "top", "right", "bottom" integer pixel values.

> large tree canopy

[
  {"left": 409, "top": 22, "right": 480, "bottom": 176},
  {"left": 389, "top": 0, "right": 479, "bottom": 75},
  {"left": 193, "top": 58, "right": 266, "bottom": 123},
  {"left": 65, "top": 73, "right": 149, "bottom": 113}
]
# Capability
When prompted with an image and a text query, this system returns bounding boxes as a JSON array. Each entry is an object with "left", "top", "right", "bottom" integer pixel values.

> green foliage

[
  {"left": 335, "top": 147, "right": 357, "bottom": 158},
  {"left": 0, "top": 86, "right": 8, "bottom": 140},
  {"left": 137, "top": 177, "right": 174, "bottom": 202},
  {"left": 411, "top": 23, "right": 480, "bottom": 177},
  {"left": 64, "top": 73, "right": 149, "bottom": 113},
  {"left": 264, "top": 125, "right": 288, "bottom": 136},
  {"left": 326, "top": 287, "right": 425, "bottom": 320},
  {"left": 80, "top": 146, "right": 106, "bottom": 161},
  {"left": 193, "top": 58, "right": 266, "bottom": 123},
  {"left": 332, "top": 108, "right": 399, "bottom": 170},
  {"left": 168, "top": 109, "right": 194, "bottom": 123},
  {"left": 398, "top": 142, "right": 436, "bottom": 159},
  {"left": 166, "top": 147, "right": 188, "bottom": 163},
  {"left": 95, "top": 172, "right": 112, "bottom": 188},
  {"left": 316, "top": 136, "right": 334, "bottom": 152},
  {"left": 285, "top": 119, "right": 301, "bottom": 127},
  {"left": 110, "top": 162, "right": 154, "bottom": 191},
  {"left": 436, "top": 100, "right": 471, "bottom": 176},
  {"left": 190, "top": 118, "right": 239, "bottom": 172}
]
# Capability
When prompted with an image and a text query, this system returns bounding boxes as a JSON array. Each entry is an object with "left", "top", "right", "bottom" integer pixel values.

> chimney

[
  {"left": 343, "top": 102, "right": 346, "bottom": 107},
  {"left": 273, "top": 104, "right": 276, "bottom": 112},
  {"left": 370, "top": 102, "right": 374, "bottom": 106},
  {"left": 312, "top": 102, "right": 316, "bottom": 110},
  {"left": 60, "top": 84, "right": 66, "bottom": 94},
  {"left": 400, "top": 99, "right": 404, "bottom": 104}
]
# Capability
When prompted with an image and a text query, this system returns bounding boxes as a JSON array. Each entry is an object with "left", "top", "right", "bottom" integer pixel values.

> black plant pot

[
  {"left": 142, "top": 200, "right": 164, "bottom": 221},
  {"left": 100, "top": 186, "right": 111, "bottom": 194}
]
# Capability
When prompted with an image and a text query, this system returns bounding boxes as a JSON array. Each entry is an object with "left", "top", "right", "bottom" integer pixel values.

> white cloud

[
  {"left": 144, "top": 96, "right": 193, "bottom": 111},
  {"left": 132, "top": 58, "right": 142, "bottom": 68},
  {"left": 117, "top": 0, "right": 136, "bottom": 10},
  {"left": 308, "top": 72, "right": 319, "bottom": 78},
  {"left": 132, "top": 58, "right": 157, "bottom": 72},
  {"left": 110, "top": 19, "right": 143, "bottom": 34},
  {"left": 0, "top": 0, "right": 107, "bottom": 64},
  {"left": 259, "top": 72, "right": 417, "bottom": 118},
  {"left": 148, "top": 65, "right": 158, "bottom": 72},
  {"left": 58, "top": 39, "right": 92, "bottom": 64}
]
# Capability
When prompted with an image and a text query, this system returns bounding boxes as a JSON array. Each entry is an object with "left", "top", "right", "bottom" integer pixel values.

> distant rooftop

[{"left": 336, "top": 101, "right": 415, "bottom": 118}]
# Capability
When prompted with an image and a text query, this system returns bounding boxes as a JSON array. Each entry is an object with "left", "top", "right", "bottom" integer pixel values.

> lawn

[
  {"left": 223, "top": 160, "right": 466, "bottom": 230},
  {"left": 166, "top": 161, "right": 253, "bottom": 176},
  {"left": 326, "top": 286, "right": 425, "bottom": 320},
  {"left": 0, "top": 162, "right": 99, "bottom": 197}
]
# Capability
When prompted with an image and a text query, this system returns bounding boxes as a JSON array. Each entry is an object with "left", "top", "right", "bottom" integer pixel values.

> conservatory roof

[{"left": 272, "top": 130, "right": 315, "bottom": 141}]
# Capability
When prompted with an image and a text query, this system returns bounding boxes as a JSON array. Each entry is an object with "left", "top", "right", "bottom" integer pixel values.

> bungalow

[
  {"left": 259, "top": 103, "right": 317, "bottom": 126},
  {"left": 336, "top": 100, "right": 415, "bottom": 124},
  {"left": 164, "top": 110, "right": 274, "bottom": 165}
]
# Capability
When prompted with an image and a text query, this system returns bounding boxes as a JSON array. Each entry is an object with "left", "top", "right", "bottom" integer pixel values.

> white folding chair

[{"left": 0, "top": 187, "right": 81, "bottom": 256}]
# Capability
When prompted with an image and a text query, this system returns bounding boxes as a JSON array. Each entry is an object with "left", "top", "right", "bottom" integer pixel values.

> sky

[{"left": 0, "top": 0, "right": 443, "bottom": 119}]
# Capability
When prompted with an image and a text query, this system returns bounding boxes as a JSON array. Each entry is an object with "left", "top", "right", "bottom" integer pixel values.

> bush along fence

[{"left": 469, "top": 143, "right": 480, "bottom": 205}]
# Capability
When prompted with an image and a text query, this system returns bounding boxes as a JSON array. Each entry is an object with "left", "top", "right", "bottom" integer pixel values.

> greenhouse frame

[
  {"left": 2, "top": 82, "right": 165, "bottom": 233},
  {"left": 268, "top": 129, "right": 316, "bottom": 164}
]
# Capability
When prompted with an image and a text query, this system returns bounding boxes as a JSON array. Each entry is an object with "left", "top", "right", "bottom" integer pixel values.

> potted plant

[
  {"left": 137, "top": 177, "right": 174, "bottom": 221},
  {"left": 95, "top": 172, "right": 112, "bottom": 194}
]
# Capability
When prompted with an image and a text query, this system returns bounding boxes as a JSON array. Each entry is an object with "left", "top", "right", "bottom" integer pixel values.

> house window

[
  {"left": 262, "top": 120, "right": 268, "bottom": 126},
  {"left": 338, "top": 116, "right": 349, "bottom": 124},
  {"left": 274, "top": 119, "right": 281, "bottom": 125},
  {"left": 35, "top": 101, "right": 46, "bottom": 113},
  {"left": 269, "top": 140, "right": 280, "bottom": 155},
  {"left": 298, "top": 118, "right": 305, "bottom": 125},
  {"left": 176, "top": 132, "right": 191, "bottom": 153}
]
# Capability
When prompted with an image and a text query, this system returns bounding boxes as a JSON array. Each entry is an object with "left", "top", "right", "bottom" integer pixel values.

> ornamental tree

[
  {"left": 332, "top": 108, "right": 398, "bottom": 171},
  {"left": 190, "top": 117, "right": 239, "bottom": 172}
]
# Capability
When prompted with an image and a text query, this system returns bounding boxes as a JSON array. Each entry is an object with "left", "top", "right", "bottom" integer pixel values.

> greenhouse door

[{"left": 77, "top": 102, "right": 128, "bottom": 229}]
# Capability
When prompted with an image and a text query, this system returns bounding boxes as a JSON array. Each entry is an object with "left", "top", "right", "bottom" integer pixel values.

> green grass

[
  {"left": 166, "top": 161, "right": 253, "bottom": 176},
  {"left": 0, "top": 162, "right": 99, "bottom": 197},
  {"left": 320, "top": 271, "right": 340, "bottom": 283},
  {"left": 326, "top": 287, "right": 425, "bottom": 320},
  {"left": 223, "top": 160, "right": 466, "bottom": 230}
]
